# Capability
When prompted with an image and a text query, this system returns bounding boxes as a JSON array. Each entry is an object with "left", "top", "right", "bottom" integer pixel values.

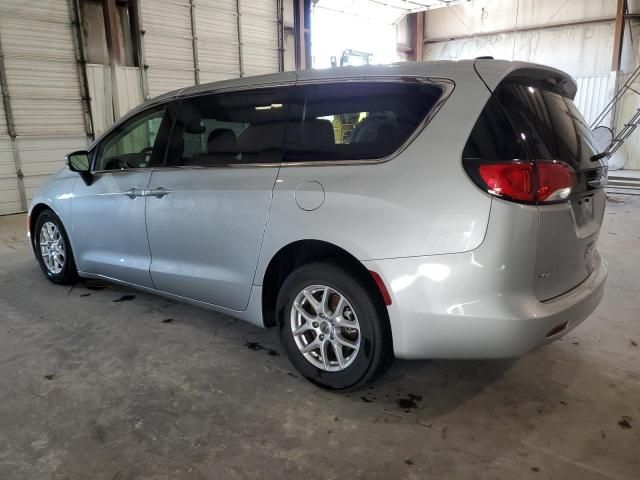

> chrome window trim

[{"left": 89, "top": 76, "right": 454, "bottom": 174}]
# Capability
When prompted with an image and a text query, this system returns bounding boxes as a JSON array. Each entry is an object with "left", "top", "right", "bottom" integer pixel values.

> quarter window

[
  {"left": 283, "top": 82, "right": 443, "bottom": 162},
  {"left": 166, "top": 88, "right": 291, "bottom": 167},
  {"left": 95, "top": 106, "right": 171, "bottom": 171}
]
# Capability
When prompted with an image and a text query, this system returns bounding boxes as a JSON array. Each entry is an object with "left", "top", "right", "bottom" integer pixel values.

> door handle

[
  {"left": 124, "top": 187, "right": 145, "bottom": 199},
  {"left": 147, "top": 186, "right": 172, "bottom": 198}
]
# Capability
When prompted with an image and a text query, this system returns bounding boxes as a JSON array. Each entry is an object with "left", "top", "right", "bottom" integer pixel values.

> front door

[
  {"left": 72, "top": 104, "right": 172, "bottom": 287},
  {"left": 145, "top": 86, "right": 292, "bottom": 310}
]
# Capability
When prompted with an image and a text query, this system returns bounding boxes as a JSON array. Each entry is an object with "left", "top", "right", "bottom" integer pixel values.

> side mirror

[{"left": 65, "top": 150, "right": 93, "bottom": 185}]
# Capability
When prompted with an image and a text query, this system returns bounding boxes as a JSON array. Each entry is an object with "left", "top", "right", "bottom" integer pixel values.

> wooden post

[
  {"left": 612, "top": 0, "right": 625, "bottom": 71},
  {"left": 410, "top": 12, "right": 424, "bottom": 62}
]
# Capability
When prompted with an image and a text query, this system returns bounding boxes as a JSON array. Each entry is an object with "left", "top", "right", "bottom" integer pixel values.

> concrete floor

[{"left": 0, "top": 196, "right": 638, "bottom": 480}]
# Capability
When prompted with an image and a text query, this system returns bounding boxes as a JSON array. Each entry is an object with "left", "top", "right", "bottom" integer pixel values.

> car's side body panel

[
  {"left": 145, "top": 167, "right": 279, "bottom": 311},
  {"left": 71, "top": 170, "right": 155, "bottom": 288}
]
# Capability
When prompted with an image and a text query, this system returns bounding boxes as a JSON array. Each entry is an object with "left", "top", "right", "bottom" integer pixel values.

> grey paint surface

[
  {"left": 146, "top": 168, "right": 278, "bottom": 311},
  {"left": 0, "top": 197, "right": 638, "bottom": 479},
  {"left": 28, "top": 60, "right": 606, "bottom": 358}
]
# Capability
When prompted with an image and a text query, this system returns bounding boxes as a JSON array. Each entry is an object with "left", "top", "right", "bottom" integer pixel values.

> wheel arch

[
  {"left": 29, "top": 203, "right": 59, "bottom": 245},
  {"left": 260, "top": 239, "right": 390, "bottom": 329}
]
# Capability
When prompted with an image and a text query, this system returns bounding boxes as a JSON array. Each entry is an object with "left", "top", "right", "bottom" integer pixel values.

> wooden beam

[
  {"left": 409, "top": 12, "right": 424, "bottom": 62},
  {"left": 612, "top": 0, "right": 625, "bottom": 71},
  {"left": 103, "top": 0, "right": 122, "bottom": 65}
]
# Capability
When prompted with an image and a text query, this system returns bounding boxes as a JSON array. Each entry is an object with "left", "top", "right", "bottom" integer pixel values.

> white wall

[
  {"left": 423, "top": 0, "right": 617, "bottom": 78},
  {"left": 424, "top": 0, "right": 615, "bottom": 40},
  {"left": 425, "top": 21, "right": 615, "bottom": 78}
]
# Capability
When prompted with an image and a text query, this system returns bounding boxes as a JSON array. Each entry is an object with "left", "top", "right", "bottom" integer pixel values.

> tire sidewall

[
  {"left": 34, "top": 210, "right": 76, "bottom": 284},
  {"left": 277, "top": 263, "right": 386, "bottom": 391}
]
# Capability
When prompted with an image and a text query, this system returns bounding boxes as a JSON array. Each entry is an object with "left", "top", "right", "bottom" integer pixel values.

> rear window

[
  {"left": 464, "top": 77, "right": 599, "bottom": 171},
  {"left": 283, "top": 81, "right": 443, "bottom": 162}
]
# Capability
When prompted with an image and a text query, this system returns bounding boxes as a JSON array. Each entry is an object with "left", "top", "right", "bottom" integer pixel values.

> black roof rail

[{"left": 475, "top": 56, "right": 494, "bottom": 60}]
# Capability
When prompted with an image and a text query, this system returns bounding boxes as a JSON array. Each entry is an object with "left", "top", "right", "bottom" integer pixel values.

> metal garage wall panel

[
  {"left": 10, "top": 99, "right": 86, "bottom": 137},
  {"left": 615, "top": 73, "right": 640, "bottom": 170},
  {"left": 0, "top": 177, "right": 22, "bottom": 216},
  {"left": 240, "top": 0, "right": 279, "bottom": 76},
  {"left": 0, "top": 140, "right": 14, "bottom": 178},
  {"left": 0, "top": 0, "right": 89, "bottom": 214},
  {"left": 574, "top": 74, "right": 616, "bottom": 126},
  {"left": 0, "top": 0, "right": 70, "bottom": 23},
  {"left": 4, "top": 58, "right": 81, "bottom": 99},
  {"left": 141, "top": 0, "right": 195, "bottom": 96},
  {"left": 18, "top": 136, "right": 86, "bottom": 177},
  {"left": 196, "top": 0, "right": 240, "bottom": 82},
  {"left": 88, "top": 65, "right": 143, "bottom": 136},
  {"left": 0, "top": 17, "right": 77, "bottom": 61},
  {"left": 0, "top": 72, "right": 20, "bottom": 215},
  {"left": 86, "top": 64, "right": 114, "bottom": 136},
  {"left": 115, "top": 67, "right": 144, "bottom": 119}
]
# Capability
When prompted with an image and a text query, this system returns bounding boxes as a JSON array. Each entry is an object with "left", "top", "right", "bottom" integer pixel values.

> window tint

[
  {"left": 464, "top": 77, "right": 598, "bottom": 171},
  {"left": 95, "top": 106, "right": 170, "bottom": 171},
  {"left": 166, "top": 88, "right": 290, "bottom": 167},
  {"left": 283, "top": 82, "right": 443, "bottom": 162},
  {"left": 462, "top": 94, "right": 526, "bottom": 161}
]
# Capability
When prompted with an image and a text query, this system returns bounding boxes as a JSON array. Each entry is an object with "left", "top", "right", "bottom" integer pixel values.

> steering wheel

[{"left": 104, "top": 157, "right": 133, "bottom": 170}]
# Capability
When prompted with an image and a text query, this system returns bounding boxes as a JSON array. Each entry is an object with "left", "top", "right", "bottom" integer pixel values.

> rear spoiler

[{"left": 473, "top": 59, "right": 577, "bottom": 99}]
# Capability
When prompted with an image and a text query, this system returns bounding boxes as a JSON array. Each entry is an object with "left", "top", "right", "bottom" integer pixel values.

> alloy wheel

[
  {"left": 39, "top": 221, "right": 66, "bottom": 274},
  {"left": 290, "top": 285, "right": 361, "bottom": 372}
]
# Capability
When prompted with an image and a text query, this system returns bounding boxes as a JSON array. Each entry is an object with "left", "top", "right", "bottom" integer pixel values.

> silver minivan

[{"left": 29, "top": 60, "right": 607, "bottom": 390}]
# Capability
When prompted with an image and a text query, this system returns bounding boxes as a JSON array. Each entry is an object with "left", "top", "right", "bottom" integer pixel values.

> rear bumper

[{"left": 363, "top": 254, "right": 607, "bottom": 360}]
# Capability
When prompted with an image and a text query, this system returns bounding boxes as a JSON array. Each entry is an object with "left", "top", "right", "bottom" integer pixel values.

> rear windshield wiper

[{"left": 590, "top": 152, "right": 608, "bottom": 162}]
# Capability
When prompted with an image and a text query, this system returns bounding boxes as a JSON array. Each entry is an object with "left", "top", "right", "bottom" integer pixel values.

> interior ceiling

[{"left": 314, "top": 0, "right": 468, "bottom": 24}]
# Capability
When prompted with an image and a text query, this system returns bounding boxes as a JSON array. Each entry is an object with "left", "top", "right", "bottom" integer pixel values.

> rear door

[
  {"left": 145, "top": 85, "right": 293, "bottom": 310},
  {"left": 479, "top": 71, "right": 607, "bottom": 300}
]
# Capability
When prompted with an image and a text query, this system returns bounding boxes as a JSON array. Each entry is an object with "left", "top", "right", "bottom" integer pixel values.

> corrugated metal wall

[
  {"left": 574, "top": 74, "right": 617, "bottom": 126},
  {"left": 0, "top": 96, "right": 20, "bottom": 215},
  {"left": 140, "top": 0, "right": 281, "bottom": 97},
  {"left": 141, "top": 0, "right": 195, "bottom": 97},
  {"left": 0, "top": 0, "right": 286, "bottom": 215},
  {"left": 0, "top": 0, "right": 89, "bottom": 215},
  {"left": 197, "top": 0, "right": 241, "bottom": 82},
  {"left": 613, "top": 73, "right": 640, "bottom": 170},
  {"left": 240, "top": 0, "right": 280, "bottom": 75}
]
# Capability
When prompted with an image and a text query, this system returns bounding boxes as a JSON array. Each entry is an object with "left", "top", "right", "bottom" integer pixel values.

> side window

[
  {"left": 283, "top": 81, "right": 443, "bottom": 162},
  {"left": 166, "top": 88, "right": 290, "bottom": 167},
  {"left": 95, "top": 106, "right": 171, "bottom": 171}
]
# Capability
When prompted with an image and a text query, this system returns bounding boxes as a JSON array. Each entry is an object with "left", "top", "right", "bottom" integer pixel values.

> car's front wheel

[
  {"left": 276, "top": 262, "right": 392, "bottom": 391},
  {"left": 34, "top": 209, "right": 78, "bottom": 284}
]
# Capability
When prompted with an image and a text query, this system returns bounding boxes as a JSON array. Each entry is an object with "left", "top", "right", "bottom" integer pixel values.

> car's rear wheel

[
  {"left": 34, "top": 209, "right": 78, "bottom": 284},
  {"left": 276, "top": 262, "right": 392, "bottom": 391}
]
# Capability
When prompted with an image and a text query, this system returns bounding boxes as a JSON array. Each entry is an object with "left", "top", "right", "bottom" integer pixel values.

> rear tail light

[{"left": 464, "top": 160, "right": 575, "bottom": 204}]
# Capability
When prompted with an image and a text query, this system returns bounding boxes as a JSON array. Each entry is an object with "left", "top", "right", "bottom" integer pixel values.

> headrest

[{"left": 207, "top": 128, "right": 237, "bottom": 153}]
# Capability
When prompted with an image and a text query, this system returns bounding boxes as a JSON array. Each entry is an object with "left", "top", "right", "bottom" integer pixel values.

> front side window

[
  {"left": 166, "top": 88, "right": 291, "bottom": 167},
  {"left": 95, "top": 106, "right": 171, "bottom": 171},
  {"left": 283, "top": 81, "right": 443, "bottom": 162}
]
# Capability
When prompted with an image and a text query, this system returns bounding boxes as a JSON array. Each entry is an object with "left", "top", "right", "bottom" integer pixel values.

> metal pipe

[
  {"left": 0, "top": 34, "right": 27, "bottom": 212},
  {"left": 134, "top": 0, "right": 150, "bottom": 100},
  {"left": 189, "top": 0, "right": 200, "bottom": 85},
  {"left": 236, "top": 0, "right": 244, "bottom": 77},
  {"left": 277, "top": 0, "right": 285, "bottom": 72}
]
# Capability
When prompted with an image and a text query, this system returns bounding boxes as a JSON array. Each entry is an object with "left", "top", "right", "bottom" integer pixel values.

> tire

[
  {"left": 33, "top": 209, "right": 78, "bottom": 285},
  {"left": 276, "top": 262, "right": 393, "bottom": 391}
]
